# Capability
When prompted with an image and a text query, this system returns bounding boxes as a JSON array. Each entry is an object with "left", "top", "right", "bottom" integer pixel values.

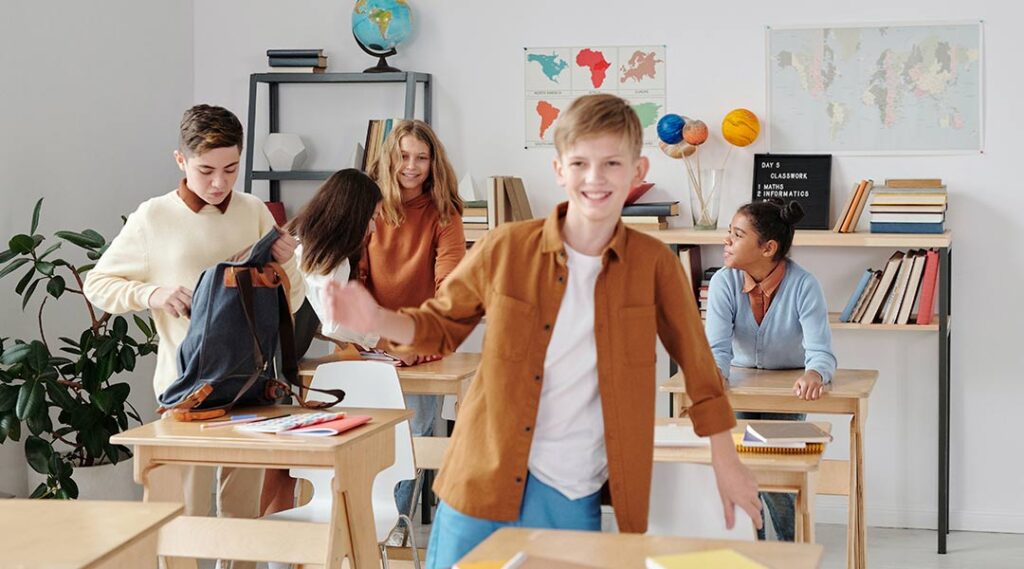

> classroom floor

[{"left": 234, "top": 522, "right": 1024, "bottom": 568}]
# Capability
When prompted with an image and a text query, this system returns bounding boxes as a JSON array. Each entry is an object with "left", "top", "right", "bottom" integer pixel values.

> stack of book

[
  {"left": 736, "top": 421, "right": 831, "bottom": 454},
  {"left": 267, "top": 49, "right": 327, "bottom": 73},
  {"left": 831, "top": 179, "right": 873, "bottom": 233},
  {"left": 359, "top": 118, "right": 404, "bottom": 172},
  {"left": 869, "top": 178, "right": 947, "bottom": 234},
  {"left": 487, "top": 176, "right": 532, "bottom": 227},
  {"left": 838, "top": 249, "right": 941, "bottom": 325},
  {"left": 620, "top": 200, "right": 679, "bottom": 230},
  {"left": 462, "top": 200, "right": 489, "bottom": 232},
  {"left": 698, "top": 267, "right": 720, "bottom": 319},
  {"left": 678, "top": 246, "right": 702, "bottom": 304}
]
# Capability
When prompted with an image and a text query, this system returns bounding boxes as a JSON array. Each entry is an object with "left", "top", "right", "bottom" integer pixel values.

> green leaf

[
  {"left": 86, "top": 250, "right": 101, "bottom": 260},
  {"left": 55, "top": 231, "right": 103, "bottom": 249},
  {"left": 81, "top": 229, "right": 106, "bottom": 247},
  {"left": 132, "top": 315, "right": 153, "bottom": 337},
  {"left": 25, "top": 435, "right": 53, "bottom": 474},
  {"left": 0, "top": 343, "right": 32, "bottom": 365},
  {"left": 46, "top": 276, "right": 66, "bottom": 299},
  {"left": 26, "top": 409, "right": 52, "bottom": 436},
  {"left": 119, "top": 348, "right": 136, "bottom": 371},
  {"left": 8, "top": 234, "right": 35, "bottom": 254},
  {"left": 92, "top": 390, "right": 114, "bottom": 414},
  {"left": 30, "top": 198, "right": 43, "bottom": 234},
  {"left": 108, "top": 382, "right": 131, "bottom": 404},
  {"left": 94, "top": 338, "right": 116, "bottom": 358},
  {"left": 112, "top": 316, "right": 128, "bottom": 339},
  {"left": 15, "top": 265, "right": 35, "bottom": 294},
  {"left": 60, "top": 474, "right": 79, "bottom": 499},
  {"left": 16, "top": 379, "right": 43, "bottom": 419},
  {"left": 44, "top": 379, "right": 78, "bottom": 410},
  {"left": 0, "top": 249, "right": 16, "bottom": 264},
  {"left": 28, "top": 482, "right": 50, "bottom": 499},
  {"left": 81, "top": 427, "right": 105, "bottom": 457},
  {"left": 1, "top": 413, "right": 20, "bottom": 442},
  {"left": 0, "top": 385, "right": 18, "bottom": 412},
  {"left": 37, "top": 242, "right": 61, "bottom": 261},
  {"left": 76, "top": 263, "right": 95, "bottom": 274},
  {"left": 35, "top": 261, "right": 55, "bottom": 276},
  {"left": 28, "top": 341, "right": 49, "bottom": 372},
  {"left": 21, "top": 279, "right": 41, "bottom": 310},
  {"left": 0, "top": 257, "right": 30, "bottom": 280}
]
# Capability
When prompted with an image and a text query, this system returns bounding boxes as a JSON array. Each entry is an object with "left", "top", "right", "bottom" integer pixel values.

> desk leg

[
  {"left": 802, "top": 470, "right": 818, "bottom": 544},
  {"left": 326, "top": 429, "right": 395, "bottom": 568},
  {"left": 134, "top": 448, "right": 199, "bottom": 569},
  {"left": 856, "top": 401, "right": 868, "bottom": 569}
]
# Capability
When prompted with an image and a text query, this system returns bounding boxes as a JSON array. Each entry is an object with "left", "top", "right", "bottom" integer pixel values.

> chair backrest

[
  {"left": 291, "top": 361, "right": 415, "bottom": 539},
  {"left": 647, "top": 462, "right": 756, "bottom": 540}
]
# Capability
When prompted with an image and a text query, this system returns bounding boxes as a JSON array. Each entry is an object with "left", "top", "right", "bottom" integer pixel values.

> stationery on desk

[
  {"left": 737, "top": 421, "right": 832, "bottom": 454},
  {"left": 234, "top": 411, "right": 345, "bottom": 433},
  {"left": 646, "top": 549, "right": 767, "bottom": 569},
  {"left": 282, "top": 415, "right": 372, "bottom": 437}
]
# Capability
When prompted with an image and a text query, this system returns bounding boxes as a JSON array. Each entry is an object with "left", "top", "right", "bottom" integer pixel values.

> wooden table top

[
  {"left": 458, "top": 527, "right": 824, "bottom": 569},
  {"left": 299, "top": 352, "right": 481, "bottom": 382},
  {"left": 111, "top": 406, "right": 412, "bottom": 452},
  {"left": 660, "top": 367, "right": 877, "bottom": 399},
  {"left": 0, "top": 500, "right": 181, "bottom": 568},
  {"left": 653, "top": 418, "right": 831, "bottom": 472}
]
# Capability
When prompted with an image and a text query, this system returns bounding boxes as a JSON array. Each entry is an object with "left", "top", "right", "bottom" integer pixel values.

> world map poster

[
  {"left": 524, "top": 45, "right": 667, "bottom": 148},
  {"left": 768, "top": 23, "right": 982, "bottom": 154}
]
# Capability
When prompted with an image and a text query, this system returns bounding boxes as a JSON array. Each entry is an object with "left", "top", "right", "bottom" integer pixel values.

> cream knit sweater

[{"left": 84, "top": 190, "right": 305, "bottom": 397}]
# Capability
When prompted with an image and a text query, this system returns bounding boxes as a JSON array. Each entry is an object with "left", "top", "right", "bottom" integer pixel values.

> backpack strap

[{"left": 268, "top": 263, "right": 346, "bottom": 408}]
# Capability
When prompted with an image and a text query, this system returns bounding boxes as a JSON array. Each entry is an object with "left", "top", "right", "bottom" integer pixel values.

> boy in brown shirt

[{"left": 325, "top": 94, "right": 762, "bottom": 568}]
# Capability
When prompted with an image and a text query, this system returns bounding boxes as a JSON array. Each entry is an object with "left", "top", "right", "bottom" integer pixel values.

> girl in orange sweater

[{"left": 363, "top": 119, "right": 466, "bottom": 530}]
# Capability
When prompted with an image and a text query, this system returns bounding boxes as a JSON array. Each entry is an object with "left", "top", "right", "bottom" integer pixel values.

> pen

[{"left": 201, "top": 413, "right": 288, "bottom": 429}]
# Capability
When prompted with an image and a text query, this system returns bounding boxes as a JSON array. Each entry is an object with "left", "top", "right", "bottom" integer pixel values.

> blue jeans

[
  {"left": 736, "top": 411, "right": 805, "bottom": 542},
  {"left": 394, "top": 394, "right": 438, "bottom": 518},
  {"left": 425, "top": 473, "right": 602, "bottom": 569}
]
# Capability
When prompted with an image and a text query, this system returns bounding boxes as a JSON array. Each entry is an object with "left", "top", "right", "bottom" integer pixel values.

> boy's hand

[
  {"left": 323, "top": 281, "right": 381, "bottom": 334},
  {"left": 793, "top": 370, "right": 825, "bottom": 400},
  {"left": 148, "top": 286, "right": 193, "bottom": 318},
  {"left": 710, "top": 432, "right": 763, "bottom": 530},
  {"left": 271, "top": 229, "right": 298, "bottom": 263}
]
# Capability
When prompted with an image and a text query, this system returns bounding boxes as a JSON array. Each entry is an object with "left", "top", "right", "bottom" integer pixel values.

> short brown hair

[
  {"left": 178, "top": 104, "right": 244, "bottom": 156},
  {"left": 554, "top": 94, "right": 643, "bottom": 159}
]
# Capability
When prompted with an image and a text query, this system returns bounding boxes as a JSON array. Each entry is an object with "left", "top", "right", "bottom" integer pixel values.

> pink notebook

[{"left": 282, "top": 415, "right": 372, "bottom": 437}]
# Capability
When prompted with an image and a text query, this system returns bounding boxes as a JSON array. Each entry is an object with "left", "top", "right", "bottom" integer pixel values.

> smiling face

[
  {"left": 174, "top": 145, "right": 240, "bottom": 205},
  {"left": 723, "top": 212, "right": 777, "bottom": 270},
  {"left": 554, "top": 133, "right": 648, "bottom": 228},
  {"left": 396, "top": 134, "right": 431, "bottom": 195}
]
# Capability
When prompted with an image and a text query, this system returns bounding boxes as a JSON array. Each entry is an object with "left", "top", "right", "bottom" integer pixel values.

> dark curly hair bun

[{"left": 780, "top": 201, "right": 805, "bottom": 225}]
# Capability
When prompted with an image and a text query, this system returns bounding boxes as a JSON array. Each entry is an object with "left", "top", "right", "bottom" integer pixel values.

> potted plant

[{"left": 0, "top": 199, "right": 157, "bottom": 499}]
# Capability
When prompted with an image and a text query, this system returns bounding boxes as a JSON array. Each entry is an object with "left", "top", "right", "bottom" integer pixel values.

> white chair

[
  {"left": 647, "top": 462, "right": 756, "bottom": 540},
  {"left": 266, "top": 361, "right": 421, "bottom": 569}
]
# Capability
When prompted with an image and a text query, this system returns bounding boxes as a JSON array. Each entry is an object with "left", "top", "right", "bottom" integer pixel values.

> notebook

[
  {"left": 646, "top": 549, "right": 766, "bottom": 569},
  {"left": 744, "top": 421, "right": 833, "bottom": 444},
  {"left": 282, "top": 415, "right": 372, "bottom": 437}
]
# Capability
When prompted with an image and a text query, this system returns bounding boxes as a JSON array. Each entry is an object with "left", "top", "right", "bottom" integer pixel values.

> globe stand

[{"left": 354, "top": 33, "right": 401, "bottom": 73}]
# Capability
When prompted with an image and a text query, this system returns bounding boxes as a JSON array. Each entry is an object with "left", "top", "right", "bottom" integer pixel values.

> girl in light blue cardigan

[{"left": 705, "top": 199, "right": 837, "bottom": 541}]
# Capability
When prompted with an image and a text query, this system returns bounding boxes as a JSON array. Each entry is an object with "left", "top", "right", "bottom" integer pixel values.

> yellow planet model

[{"left": 721, "top": 108, "right": 760, "bottom": 147}]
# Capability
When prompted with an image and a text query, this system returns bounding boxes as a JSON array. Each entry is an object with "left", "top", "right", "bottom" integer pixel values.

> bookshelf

[{"left": 242, "top": 72, "right": 433, "bottom": 201}]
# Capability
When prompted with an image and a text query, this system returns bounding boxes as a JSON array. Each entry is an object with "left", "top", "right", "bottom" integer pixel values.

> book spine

[
  {"left": 839, "top": 269, "right": 872, "bottom": 322},
  {"left": 268, "top": 57, "right": 327, "bottom": 67},
  {"left": 915, "top": 250, "right": 940, "bottom": 325},
  {"left": 267, "top": 49, "right": 324, "bottom": 58},
  {"left": 621, "top": 203, "right": 679, "bottom": 216},
  {"left": 840, "top": 180, "right": 867, "bottom": 233},
  {"left": 870, "top": 222, "right": 945, "bottom": 234},
  {"left": 884, "top": 178, "right": 943, "bottom": 188}
]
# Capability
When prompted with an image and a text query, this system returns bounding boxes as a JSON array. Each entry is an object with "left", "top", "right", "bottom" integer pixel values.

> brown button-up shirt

[
  {"left": 176, "top": 178, "right": 232, "bottom": 213},
  {"left": 742, "top": 261, "right": 786, "bottom": 325},
  {"left": 397, "top": 202, "right": 735, "bottom": 533}
]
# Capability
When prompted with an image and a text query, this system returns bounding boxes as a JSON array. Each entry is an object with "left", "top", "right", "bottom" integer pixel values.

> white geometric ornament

[{"left": 262, "top": 133, "right": 307, "bottom": 171}]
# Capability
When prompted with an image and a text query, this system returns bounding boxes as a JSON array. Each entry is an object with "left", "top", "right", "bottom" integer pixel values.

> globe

[{"left": 352, "top": 0, "right": 413, "bottom": 72}]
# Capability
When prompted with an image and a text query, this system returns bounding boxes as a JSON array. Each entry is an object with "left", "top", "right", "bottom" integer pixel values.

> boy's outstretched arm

[
  {"left": 709, "top": 431, "right": 763, "bottom": 529},
  {"left": 323, "top": 281, "right": 415, "bottom": 345}
]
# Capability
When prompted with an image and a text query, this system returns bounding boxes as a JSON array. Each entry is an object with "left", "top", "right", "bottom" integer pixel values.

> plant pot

[{"left": 27, "top": 459, "right": 142, "bottom": 501}]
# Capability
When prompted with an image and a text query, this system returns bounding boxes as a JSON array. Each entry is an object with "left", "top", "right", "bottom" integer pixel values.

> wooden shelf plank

[
  {"left": 252, "top": 71, "right": 431, "bottom": 84},
  {"left": 251, "top": 170, "right": 335, "bottom": 181},
  {"left": 638, "top": 228, "right": 951, "bottom": 248},
  {"left": 827, "top": 312, "right": 938, "bottom": 331}
]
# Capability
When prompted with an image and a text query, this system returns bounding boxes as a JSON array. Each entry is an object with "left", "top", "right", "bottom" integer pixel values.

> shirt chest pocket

[
  {"left": 619, "top": 305, "right": 657, "bottom": 365},
  {"left": 486, "top": 293, "right": 537, "bottom": 362}
]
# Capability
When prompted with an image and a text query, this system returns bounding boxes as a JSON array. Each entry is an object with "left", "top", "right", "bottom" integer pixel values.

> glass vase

[{"left": 688, "top": 168, "right": 724, "bottom": 230}]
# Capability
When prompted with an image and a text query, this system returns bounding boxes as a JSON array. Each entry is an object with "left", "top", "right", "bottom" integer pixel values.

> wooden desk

[
  {"left": 661, "top": 367, "right": 876, "bottom": 569},
  {"left": 300, "top": 352, "right": 480, "bottom": 406},
  {"left": 457, "top": 527, "right": 824, "bottom": 569},
  {"left": 0, "top": 500, "right": 181, "bottom": 568},
  {"left": 111, "top": 405, "right": 412, "bottom": 569}
]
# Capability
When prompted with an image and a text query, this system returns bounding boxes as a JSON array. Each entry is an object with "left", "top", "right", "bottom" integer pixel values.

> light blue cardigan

[{"left": 705, "top": 260, "right": 837, "bottom": 383}]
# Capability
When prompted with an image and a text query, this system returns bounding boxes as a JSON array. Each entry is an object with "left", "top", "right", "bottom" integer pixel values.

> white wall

[
  {"left": 193, "top": 0, "right": 1024, "bottom": 534},
  {"left": 0, "top": 1, "right": 193, "bottom": 495}
]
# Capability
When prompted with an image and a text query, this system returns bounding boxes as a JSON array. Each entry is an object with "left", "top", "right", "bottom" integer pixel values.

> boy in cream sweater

[{"left": 84, "top": 104, "right": 304, "bottom": 569}]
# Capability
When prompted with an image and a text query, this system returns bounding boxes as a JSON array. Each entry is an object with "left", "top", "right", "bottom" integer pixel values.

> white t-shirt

[
  {"left": 527, "top": 243, "right": 607, "bottom": 499},
  {"left": 296, "top": 244, "right": 379, "bottom": 348}
]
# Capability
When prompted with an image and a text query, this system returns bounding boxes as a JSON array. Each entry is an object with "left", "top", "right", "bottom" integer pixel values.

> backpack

[{"left": 157, "top": 229, "right": 344, "bottom": 420}]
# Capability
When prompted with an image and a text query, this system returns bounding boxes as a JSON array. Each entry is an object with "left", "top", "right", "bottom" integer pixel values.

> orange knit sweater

[{"left": 359, "top": 192, "right": 466, "bottom": 311}]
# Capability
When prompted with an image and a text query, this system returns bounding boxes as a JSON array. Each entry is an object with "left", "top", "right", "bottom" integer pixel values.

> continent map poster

[{"left": 524, "top": 45, "right": 667, "bottom": 148}]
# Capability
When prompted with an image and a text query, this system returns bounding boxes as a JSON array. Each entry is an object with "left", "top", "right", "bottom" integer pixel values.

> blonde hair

[
  {"left": 553, "top": 94, "right": 643, "bottom": 159},
  {"left": 369, "top": 120, "right": 462, "bottom": 227}
]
